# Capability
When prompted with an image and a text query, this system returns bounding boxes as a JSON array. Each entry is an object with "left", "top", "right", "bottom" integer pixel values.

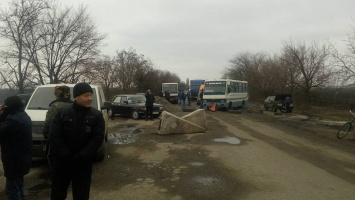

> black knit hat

[
  {"left": 4, "top": 95, "right": 24, "bottom": 111},
  {"left": 73, "top": 82, "right": 93, "bottom": 98}
]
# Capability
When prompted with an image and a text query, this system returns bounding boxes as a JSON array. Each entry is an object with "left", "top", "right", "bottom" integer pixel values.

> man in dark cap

[
  {"left": 0, "top": 95, "right": 32, "bottom": 199},
  {"left": 145, "top": 89, "right": 155, "bottom": 121},
  {"left": 48, "top": 82, "right": 105, "bottom": 200}
]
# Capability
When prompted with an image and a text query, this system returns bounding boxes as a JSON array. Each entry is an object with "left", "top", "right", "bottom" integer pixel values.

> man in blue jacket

[{"left": 0, "top": 95, "right": 32, "bottom": 200}]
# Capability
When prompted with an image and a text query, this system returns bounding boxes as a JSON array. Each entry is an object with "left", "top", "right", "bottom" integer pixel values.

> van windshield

[{"left": 26, "top": 87, "right": 98, "bottom": 110}]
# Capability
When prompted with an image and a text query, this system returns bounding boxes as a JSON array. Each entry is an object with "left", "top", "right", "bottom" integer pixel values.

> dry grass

[
  {"left": 250, "top": 101, "right": 351, "bottom": 122},
  {"left": 297, "top": 106, "right": 352, "bottom": 121}
]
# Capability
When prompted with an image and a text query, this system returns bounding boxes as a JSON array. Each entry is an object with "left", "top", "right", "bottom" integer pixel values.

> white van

[{"left": 25, "top": 84, "right": 109, "bottom": 161}]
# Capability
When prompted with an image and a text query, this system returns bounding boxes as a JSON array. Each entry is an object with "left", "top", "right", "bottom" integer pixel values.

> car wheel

[
  {"left": 272, "top": 106, "right": 277, "bottom": 112},
  {"left": 108, "top": 108, "right": 114, "bottom": 118},
  {"left": 264, "top": 104, "right": 268, "bottom": 111},
  {"left": 131, "top": 110, "right": 140, "bottom": 119}
]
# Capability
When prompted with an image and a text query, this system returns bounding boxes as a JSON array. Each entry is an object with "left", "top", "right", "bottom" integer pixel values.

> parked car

[
  {"left": 25, "top": 84, "right": 109, "bottom": 161},
  {"left": 108, "top": 94, "right": 163, "bottom": 119},
  {"left": 264, "top": 94, "right": 293, "bottom": 113}
]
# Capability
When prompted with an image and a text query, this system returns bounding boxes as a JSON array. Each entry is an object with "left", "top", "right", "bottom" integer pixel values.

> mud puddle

[
  {"left": 214, "top": 136, "right": 241, "bottom": 144},
  {"left": 108, "top": 125, "right": 143, "bottom": 145}
]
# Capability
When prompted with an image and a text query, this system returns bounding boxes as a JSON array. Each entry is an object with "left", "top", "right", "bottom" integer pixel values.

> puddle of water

[
  {"left": 214, "top": 136, "right": 241, "bottom": 145},
  {"left": 109, "top": 127, "right": 143, "bottom": 145},
  {"left": 189, "top": 162, "right": 205, "bottom": 167},
  {"left": 193, "top": 176, "right": 220, "bottom": 186}
]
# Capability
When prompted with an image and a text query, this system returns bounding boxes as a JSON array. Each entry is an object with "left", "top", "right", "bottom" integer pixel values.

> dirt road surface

[{"left": 1, "top": 103, "right": 355, "bottom": 199}]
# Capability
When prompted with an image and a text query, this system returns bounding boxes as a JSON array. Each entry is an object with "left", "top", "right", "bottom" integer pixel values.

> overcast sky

[{"left": 16, "top": 0, "right": 355, "bottom": 82}]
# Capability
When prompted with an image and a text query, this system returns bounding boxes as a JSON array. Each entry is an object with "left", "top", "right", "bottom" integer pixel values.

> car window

[
  {"left": 121, "top": 96, "right": 127, "bottom": 103},
  {"left": 128, "top": 96, "right": 146, "bottom": 103},
  {"left": 113, "top": 96, "right": 121, "bottom": 103}
]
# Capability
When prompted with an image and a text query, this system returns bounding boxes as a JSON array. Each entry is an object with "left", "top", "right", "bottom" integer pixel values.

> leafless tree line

[
  {"left": 223, "top": 32, "right": 355, "bottom": 109},
  {"left": 0, "top": 0, "right": 107, "bottom": 93},
  {"left": 89, "top": 48, "right": 181, "bottom": 100},
  {"left": 1, "top": 0, "right": 354, "bottom": 108},
  {"left": 0, "top": 0, "right": 182, "bottom": 99}
]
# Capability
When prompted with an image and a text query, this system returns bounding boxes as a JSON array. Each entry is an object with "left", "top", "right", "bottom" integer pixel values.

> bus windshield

[
  {"left": 162, "top": 84, "right": 178, "bottom": 93},
  {"left": 204, "top": 81, "right": 226, "bottom": 95}
]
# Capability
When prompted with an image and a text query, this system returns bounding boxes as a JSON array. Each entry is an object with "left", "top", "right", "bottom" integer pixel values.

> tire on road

[{"left": 131, "top": 110, "right": 140, "bottom": 120}]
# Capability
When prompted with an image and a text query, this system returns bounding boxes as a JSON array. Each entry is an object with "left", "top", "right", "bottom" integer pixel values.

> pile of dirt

[{"left": 155, "top": 96, "right": 180, "bottom": 113}]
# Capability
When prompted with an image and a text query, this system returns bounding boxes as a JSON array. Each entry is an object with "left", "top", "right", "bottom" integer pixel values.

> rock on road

[{"left": 1, "top": 106, "right": 355, "bottom": 199}]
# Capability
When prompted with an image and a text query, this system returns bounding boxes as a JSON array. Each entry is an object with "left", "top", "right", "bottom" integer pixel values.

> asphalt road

[{"left": 1, "top": 105, "right": 355, "bottom": 199}]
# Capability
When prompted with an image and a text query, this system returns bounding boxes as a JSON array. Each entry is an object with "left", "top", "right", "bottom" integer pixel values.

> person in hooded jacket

[
  {"left": 42, "top": 85, "right": 73, "bottom": 140},
  {"left": 0, "top": 95, "right": 32, "bottom": 200}
]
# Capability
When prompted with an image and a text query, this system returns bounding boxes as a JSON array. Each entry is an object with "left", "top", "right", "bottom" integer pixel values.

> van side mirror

[{"left": 102, "top": 101, "right": 111, "bottom": 111}]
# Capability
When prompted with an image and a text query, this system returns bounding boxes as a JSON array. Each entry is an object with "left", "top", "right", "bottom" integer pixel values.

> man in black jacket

[
  {"left": 48, "top": 83, "right": 105, "bottom": 200},
  {"left": 145, "top": 89, "right": 155, "bottom": 121},
  {"left": 0, "top": 95, "right": 32, "bottom": 200}
]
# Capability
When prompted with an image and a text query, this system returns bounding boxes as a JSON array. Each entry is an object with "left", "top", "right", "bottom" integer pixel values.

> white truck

[{"left": 25, "top": 84, "right": 109, "bottom": 161}]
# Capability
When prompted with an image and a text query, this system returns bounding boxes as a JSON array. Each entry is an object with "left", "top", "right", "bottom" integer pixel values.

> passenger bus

[
  {"left": 189, "top": 79, "right": 205, "bottom": 100},
  {"left": 162, "top": 82, "right": 179, "bottom": 104},
  {"left": 202, "top": 79, "right": 248, "bottom": 111}
]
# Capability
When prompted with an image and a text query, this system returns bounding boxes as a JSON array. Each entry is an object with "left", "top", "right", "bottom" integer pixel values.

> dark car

[
  {"left": 108, "top": 94, "right": 163, "bottom": 119},
  {"left": 264, "top": 94, "right": 293, "bottom": 113}
]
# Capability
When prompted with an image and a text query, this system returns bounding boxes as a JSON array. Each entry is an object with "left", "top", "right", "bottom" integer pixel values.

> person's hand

[{"left": 0, "top": 105, "right": 6, "bottom": 116}]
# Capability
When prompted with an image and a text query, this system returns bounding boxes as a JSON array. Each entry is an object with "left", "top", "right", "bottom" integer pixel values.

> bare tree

[
  {"left": 224, "top": 52, "right": 269, "bottom": 100},
  {"left": 114, "top": 48, "right": 147, "bottom": 93},
  {"left": 0, "top": 0, "right": 49, "bottom": 92},
  {"left": 89, "top": 55, "right": 117, "bottom": 99},
  {"left": 31, "top": 4, "right": 105, "bottom": 84},
  {"left": 330, "top": 23, "right": 355, "bottom": 86},
  {"left": 281, "top": 41, "right": 332, "bottom": 106}
]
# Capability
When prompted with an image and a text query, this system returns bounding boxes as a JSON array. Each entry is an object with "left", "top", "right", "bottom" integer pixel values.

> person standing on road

[
  {"left": 199, "top": 89, "right": 204, "bottom": 109},
  {"left": 0, "top": 96, "right": 32, "bottom": 200},
  {"left": 285, "top": 96, "right": 292, "bottom": 113},
  {"left": 42, "top": 85, "right": 73, "bottom": 140},
  {"left": 177, "top": 90, "right": 182, "bottom": 104},
  {"left": 180, "top": 91, "right": 186, "bottom": 109},
  {"left": 187, "top": 89, "right": 191, "bottom": 106},
  {"left": 145, "top": 89, "right": 155, "bottom": 121},
  {"left": 48, "top": 82, "right": 105, "bottom": 200},
  {"left": 164, "top": 90, "right": 170, "bottom": 102}
]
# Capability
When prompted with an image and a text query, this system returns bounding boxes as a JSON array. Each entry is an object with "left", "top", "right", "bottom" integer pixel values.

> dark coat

[
  {"left": 42, "top": 98, "right": 73, "bottom": 139},
  {"left": 48, "top": 102, "right": 105, "bottom": 165},
  {"left": 145, "top": 92, "right": 155, "bottom": 106},
  {"left": 0, "top": 108, "right": 32, "bottom": 178}
]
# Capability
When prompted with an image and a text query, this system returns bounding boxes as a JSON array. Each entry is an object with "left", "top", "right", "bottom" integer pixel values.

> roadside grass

[
  {"left": 250, "top": 100, "right": 350, "bottom": 122},
  {"left": 295, "top": 105, "right": 350, "bottom": 122}
]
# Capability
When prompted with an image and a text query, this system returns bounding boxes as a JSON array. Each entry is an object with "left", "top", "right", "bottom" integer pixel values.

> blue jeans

[
  {"left": 180, "top": 100, "right": 185, "bottom": 109},
  {"left": 6, "top": 177, "right": 25, "bottom": 200}
]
